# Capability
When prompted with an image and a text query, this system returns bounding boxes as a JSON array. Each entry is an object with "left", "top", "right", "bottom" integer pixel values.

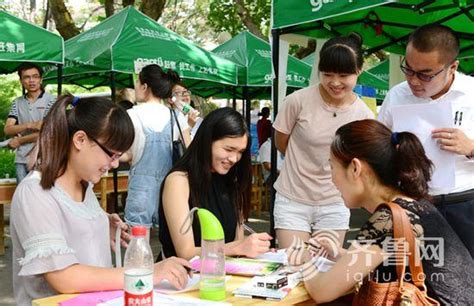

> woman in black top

[
  {"left": 158, "top": 107, "right": 272, "bottom": 260},
  {"left": 302, "top": 119, "right": 473, "bottom": 305}
]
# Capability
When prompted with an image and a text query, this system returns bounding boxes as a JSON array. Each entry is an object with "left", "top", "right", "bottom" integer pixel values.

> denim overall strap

[{"left": 125, "top": 111, "right": 172, "bottom": 227}]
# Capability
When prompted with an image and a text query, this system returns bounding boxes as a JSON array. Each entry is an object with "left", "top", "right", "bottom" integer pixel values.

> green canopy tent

[
  {"left": 0, "top": 10, "right": 64, "bottom": 93},
  {"left": 302, "top": 53, "right": 389, "bottom": 101},
  {"left": 272, "top": 0, "right": 473, "bottom": 74},
  {"left": 43, "top": 6, "right": 238, "bottom": 98},
  {"left": 210, "top": 31, "right": 311, "bottom": 124},
  {"left": 42, "top": 6, "right": 238, "bottom": 210},
  {"left": 268, "top": 0, "right": 473, "bottom": 241}
]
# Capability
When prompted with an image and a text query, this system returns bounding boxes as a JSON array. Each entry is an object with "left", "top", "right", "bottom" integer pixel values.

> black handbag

[{"left": 170, "top": 108, "right": 185, "bottom": 165}]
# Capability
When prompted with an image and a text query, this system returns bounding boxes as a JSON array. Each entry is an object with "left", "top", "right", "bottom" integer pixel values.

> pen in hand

[{"left": 242, "top": 223, "right": 256, "bottom": 234}]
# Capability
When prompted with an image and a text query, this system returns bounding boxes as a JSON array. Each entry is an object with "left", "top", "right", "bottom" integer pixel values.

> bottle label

[
  {"left": 124, "top": 270, "right": 153, "bottom": 306},
  {"left": 182, "top": 103, "right": 191, "bottom": 115}
]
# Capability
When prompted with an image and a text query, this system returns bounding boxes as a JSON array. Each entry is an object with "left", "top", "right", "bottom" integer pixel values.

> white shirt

[
  {"left": 258, "top": 138, "right": 284, "bottom": 181},
  {"left": 378, "top": 72, "right": 474, "bottom": 195},
  {"left": 127, "top": 102, "right": 188, "bottom": 166}
]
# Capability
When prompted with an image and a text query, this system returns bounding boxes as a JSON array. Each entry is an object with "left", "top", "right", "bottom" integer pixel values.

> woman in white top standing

[
  {"left": 273, "top": 33, "right": 375, "bottom": 248},
  {"left": 123, "top": 64, "right": 191, "bottom": 228}
]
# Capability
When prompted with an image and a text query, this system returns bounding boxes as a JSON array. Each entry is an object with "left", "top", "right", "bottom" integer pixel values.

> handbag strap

[
  {"left": 381, "top": 202, "right": 427, "bottom": 290},
  {"left": 170, "top": 107, "right": 185, "bottom": 144}
]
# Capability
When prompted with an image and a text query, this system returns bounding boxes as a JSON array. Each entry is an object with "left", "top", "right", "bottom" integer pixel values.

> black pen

[
  {"left": 459, "top": 112, "right": 463, "bottom": 126},
  {"left": 454, "top": 111, "right": 459, "bottom": 125},
  {"left": 242, "top": 223, "right": 256, "bottom": 234}
]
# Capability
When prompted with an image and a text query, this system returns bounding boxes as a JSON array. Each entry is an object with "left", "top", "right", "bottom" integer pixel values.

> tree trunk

[
  {"left": 105, "top": 0, "right": 114, "bottom": 17},
  {"left": 139, "top": 0, "right": 166, "bottom": 20},
  {"left": 49, "top": 0, "right": 80, "bottom": 39},
  {"left": 42, "top": 0, "right": 50, "bottom": 29},
  {"left": 235, "top": 0, "right": 266, "bottom": 40},
  {"left": 123, "top": 0, "right": 135, "bottom": 7}
]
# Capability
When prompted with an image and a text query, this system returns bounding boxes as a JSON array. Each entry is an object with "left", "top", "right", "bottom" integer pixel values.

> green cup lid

[{"left": 197, "top": 208, "right": 224, "bottom": 241}]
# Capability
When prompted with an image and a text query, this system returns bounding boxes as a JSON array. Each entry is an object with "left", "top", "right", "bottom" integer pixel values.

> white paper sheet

[
  {"left": 255, "top": 249, "right": 288, "bottom": 264},
  {"left": 154, "top": 274, "right": 200, "bottom": 294},
  {"left": 391, "top": 102, "right": 455, "bottom": 189}
]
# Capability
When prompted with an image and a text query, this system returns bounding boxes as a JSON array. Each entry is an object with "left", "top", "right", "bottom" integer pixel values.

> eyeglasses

[
  {"left": 399, "top": 58, "right": 446, "bottom": 82},
  {"left": 172, "top": 90, "right": 191, "bottom": 97},
  {"left": 88, "top": 135, "right": 122, "bottom": 161}
]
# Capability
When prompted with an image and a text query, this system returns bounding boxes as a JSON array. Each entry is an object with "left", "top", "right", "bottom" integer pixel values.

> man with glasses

[
  {"left": 378, "top": 24, "right": 474, "bottom": 257},
  {"left": 4, "top": 63, "right": 56, "bottom": 183}
]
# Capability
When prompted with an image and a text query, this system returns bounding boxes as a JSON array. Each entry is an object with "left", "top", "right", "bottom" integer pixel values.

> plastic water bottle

[
  {"left": 124, "top": 226, "right": 153, "bottom": 306},
  {"left": 197, "top": 209, "right": 226, "bottom": 301}
]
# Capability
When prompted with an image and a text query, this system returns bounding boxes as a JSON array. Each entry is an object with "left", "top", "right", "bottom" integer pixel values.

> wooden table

[
  {"left": 32, "top": 275, "right": 314, "bottom": 305},
  {"left": 0, "top": 173, "right": 129, "bottom": 255},
  {"left": 93, "top": 172, "right": 129, "bottom": 211},
  {"left": 0, "top": 179, "right": 16, "bottom": 255}
]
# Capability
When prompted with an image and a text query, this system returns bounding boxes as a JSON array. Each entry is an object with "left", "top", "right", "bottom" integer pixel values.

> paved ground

[{"left": 0, "top": 205, "right": 369, "bottom": 305}]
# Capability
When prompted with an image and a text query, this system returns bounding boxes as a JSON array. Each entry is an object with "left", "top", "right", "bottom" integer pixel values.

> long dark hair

[
  {"left": 169, "top": 107, "right": 251, "bottom": 222},
  {"left": 331, "top": 119, "right": 433, "bottom": 200},
  {"left": 139, "top": 64, "right": 181, "bottom": 99},
  {"left": 318, "top": 33, "right": 363, "bottom": 74},
  {"left": 37, "top": 95, "right": 135, "bottom": 189}
]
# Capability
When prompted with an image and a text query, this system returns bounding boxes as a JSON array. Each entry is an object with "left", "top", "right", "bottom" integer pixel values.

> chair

[{"left": 250, "top": 163, "right": 265, "bottom": 217}]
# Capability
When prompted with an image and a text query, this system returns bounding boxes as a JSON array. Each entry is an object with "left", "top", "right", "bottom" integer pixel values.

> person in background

[
  {"left": 168, "top": 85, "right": 202, "bottom": 140},
  {"left": 273, "top": 33, "right": 374, "bottom": 249},
  {"left": 158, "top": 107, "right": 272, "bottom": 260},
  {"left": 123, "top": 64, "right": 190, "bottom": 228},
  {"left": 11, "top": 95, "right": 190, "bottom": 305},
  {"left": 302, "top": 119, "right": 473, "bottom": 305},
  {"left": 4, "top": 62, "right": 56, "bottom": 183},
  {"left": 257, "top": 107, "right": 272, "bottom": 147},
  {"left": 377, "top": 24, "right": 474, "bottom": 257},
  {"left": 117, "top": 99, "right": 134, "bottom": 110},
  {"left": 258, "top": 137, "right": 284, "bottom": 183}
]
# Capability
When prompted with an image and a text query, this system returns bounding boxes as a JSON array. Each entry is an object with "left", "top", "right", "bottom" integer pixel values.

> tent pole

[
  {"left": 269, "top": 29, "right": 281, "bottom": 248},
  {"left": 57, "top": 64, "right": 63, "bottom": 95},
  {"left": 232, "top": 87, "right": 237, "bottom": 109},
  {"left": 110, "top": 71, "right": 119, "bottom": 213},
  {"left": 244, "top": 86, "right": 251, "bottom": 130}
]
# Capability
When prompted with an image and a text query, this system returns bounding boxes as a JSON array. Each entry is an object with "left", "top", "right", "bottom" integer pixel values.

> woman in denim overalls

[{"left": 124, "top": 64, "right": 190, "bottom": 228}]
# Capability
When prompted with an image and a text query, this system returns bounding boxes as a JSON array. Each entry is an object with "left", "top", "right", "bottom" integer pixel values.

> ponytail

[
  {"left": 331, "top": 119, "right": 433, "bottom": 200},
  {"left": 393, "top": 132, "right": 433, "bottom": 199},
  {"left": 139, "top": 64, "right": 181, "bottom": 99},
  {"left": 38, "top": 95, "right": 73, "bottom": 189}
]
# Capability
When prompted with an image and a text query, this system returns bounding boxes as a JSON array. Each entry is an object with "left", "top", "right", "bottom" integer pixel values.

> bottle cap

[
  {"left": 131, "top": 226, "right": 147, "bottom": 237},
  {"left": 197, "top": 208, "right": 224, "bottom": 241}
]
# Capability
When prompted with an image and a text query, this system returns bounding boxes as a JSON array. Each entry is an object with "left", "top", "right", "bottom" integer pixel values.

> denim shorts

[{"left": 274, "top": 192, "right": 350, "bottom": 233}]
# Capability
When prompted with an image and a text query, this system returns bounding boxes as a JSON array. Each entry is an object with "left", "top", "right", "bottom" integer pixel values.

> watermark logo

[
  {"left": 310, "top": 0, "right": 353, "bottom": 12},
  {"left": 286, "top": 230, "right": 341, "bottom": 281}
]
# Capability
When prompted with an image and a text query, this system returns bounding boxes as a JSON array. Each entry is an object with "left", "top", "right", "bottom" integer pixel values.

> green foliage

[
  {"left": 0, "top": 148, "right": 16, "bottom": 179},
  {"left": 208, "top": 0, "right": 271, "bottom": 37},
  {"left": 0, "top": 74, "right": 22, "bottom": 140}
]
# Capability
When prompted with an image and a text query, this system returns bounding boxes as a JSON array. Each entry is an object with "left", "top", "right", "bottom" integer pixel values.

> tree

[
  {"left": 46, "top": 0, "right": 168, "bottom": 40},
  {"left": 49, "top": 0, "right": 80, "bottom": 39},
  {"left": 208, "top": 0, "right": 270, "bottom": 39}
]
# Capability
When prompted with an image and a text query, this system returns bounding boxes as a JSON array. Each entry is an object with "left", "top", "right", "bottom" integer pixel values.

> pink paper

[{"left": 60, "top": 290, "right": 123, "bottom": 305}]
